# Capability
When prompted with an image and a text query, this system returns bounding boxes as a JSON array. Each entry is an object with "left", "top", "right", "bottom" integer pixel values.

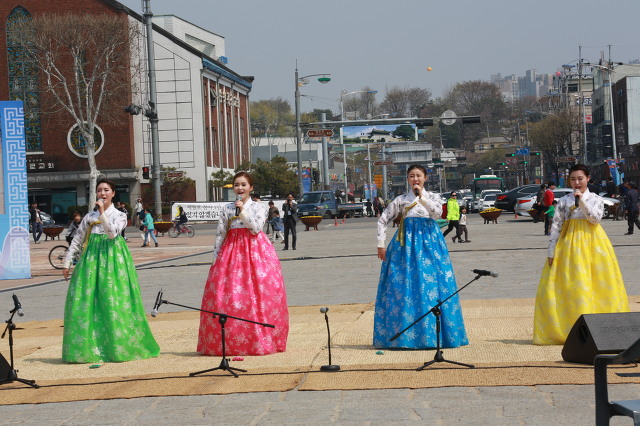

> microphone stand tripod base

[{"left": 320, "top": 364, "right": 340, "bottom": 372}]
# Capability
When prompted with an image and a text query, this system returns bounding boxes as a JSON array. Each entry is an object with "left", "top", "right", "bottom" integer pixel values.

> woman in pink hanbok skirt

[{"left": 197, "top": 172, "right": 289, "bottom": 356}]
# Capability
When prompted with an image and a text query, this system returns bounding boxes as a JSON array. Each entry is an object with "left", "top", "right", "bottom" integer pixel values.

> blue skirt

[{"left": 373, "top": 217, "right": 469, "bottom": 349}]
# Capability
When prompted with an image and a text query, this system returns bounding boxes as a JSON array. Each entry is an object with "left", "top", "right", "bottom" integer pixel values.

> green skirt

[{"left": 62, "top": 234, "right": 160, "bottom": 363}]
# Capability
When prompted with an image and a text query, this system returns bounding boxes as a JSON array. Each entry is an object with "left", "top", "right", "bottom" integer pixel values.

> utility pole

[{"left": 143, "top": 0, "right": 162, "bottom": 220}]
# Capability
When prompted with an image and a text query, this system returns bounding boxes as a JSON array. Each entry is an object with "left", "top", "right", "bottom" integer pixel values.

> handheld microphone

[
  {"left": 93, "top": 205, "right": 99, "bottom": 212},
  {"left": 320, "top": 307, "right": 329, "bottom": 314},
  {"left": 236, "top": 194, "right": 242, "bottom": 216},
  {"left": 413, "top": 185, "right": 420, "bottom": 196},
  {"left": 472, "top": 269, "right": 499, "bottom": 278},
  {"left": 575, "top": 194, "right": 580, "bottom": 208},
  {"left": 150, "top": 290, "right": 163, "bottom": 317},
  {"left": 12, "top": 294, "right": 24, "bottom": 317}
]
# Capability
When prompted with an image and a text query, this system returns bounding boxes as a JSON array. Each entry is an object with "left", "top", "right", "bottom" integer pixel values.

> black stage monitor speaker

[
  {"left": 0, "top": 352, "right": 11, "bottom": 380},
  {"left": 562, "top": 312, "right": 640, "bottom": 365}
]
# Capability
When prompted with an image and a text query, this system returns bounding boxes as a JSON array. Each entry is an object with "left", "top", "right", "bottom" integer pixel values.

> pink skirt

[{"left": 197, "top": 228, "right": 289, "bottom": 356}]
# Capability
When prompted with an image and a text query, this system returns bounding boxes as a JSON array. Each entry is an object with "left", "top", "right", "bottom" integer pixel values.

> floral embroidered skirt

[
  {"left": 197, "top": 228, "right": 289, "bottom": 356},
  {"left": 62, "top": 234, "right": 160, "bottom": 363},
  {"left": 533, "top": 219, "right": 629, "bottom": 345},
  {"left": 374, "top": 217, "right": 468, "bottom": 349}
]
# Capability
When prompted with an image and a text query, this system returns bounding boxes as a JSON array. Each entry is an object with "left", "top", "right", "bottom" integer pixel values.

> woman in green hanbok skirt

[{"left": 61, "top": 179, "right": 159, "bottom": 363}]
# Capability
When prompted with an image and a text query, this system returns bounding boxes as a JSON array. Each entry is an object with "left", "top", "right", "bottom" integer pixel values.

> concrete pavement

[{"left": 1, "top": 214, "right": 639, "bottom": 424}]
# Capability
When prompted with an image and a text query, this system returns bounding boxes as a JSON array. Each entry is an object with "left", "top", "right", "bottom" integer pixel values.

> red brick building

[{"left": 1, "top": 1, "right": 252, "bottom": 222}]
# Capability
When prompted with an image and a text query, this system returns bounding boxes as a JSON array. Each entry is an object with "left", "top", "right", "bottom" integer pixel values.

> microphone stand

[
  {"left": 156, "top": 299, "right": 274, "bottom": 378},
  {"left": 391, "top": 273, "right": 486, "bottom": 371},
  {"left": 1, "top": 308, "right": 38, "bottom": 388},
  {"left": 320, "top": 309, "right": 340, "bottom": 372}
]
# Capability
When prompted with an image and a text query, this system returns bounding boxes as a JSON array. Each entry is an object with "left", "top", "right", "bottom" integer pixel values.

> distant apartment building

[{"left": 491, "top": 70, "right": 554, "bottom": 101}]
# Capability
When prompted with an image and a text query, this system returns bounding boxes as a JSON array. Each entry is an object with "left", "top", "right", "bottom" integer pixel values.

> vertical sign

[{"left": 0, "top": 101, "right": 31, "bottom": 279}]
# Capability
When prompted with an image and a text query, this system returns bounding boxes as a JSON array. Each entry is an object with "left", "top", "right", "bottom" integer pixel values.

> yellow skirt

[{"left": 533, "top": 219, "right": 629, "bottom": 345}]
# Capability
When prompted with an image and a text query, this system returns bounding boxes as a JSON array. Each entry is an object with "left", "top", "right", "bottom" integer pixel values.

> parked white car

[
  {"left": 481, "top": 194, "right": 497, "bottom": 211},
  {"left": 515, "top": 188, "right": 622, "bottom": 218},
  {"left": 473, "top": 189, "right": 502, "bottom": 212}
]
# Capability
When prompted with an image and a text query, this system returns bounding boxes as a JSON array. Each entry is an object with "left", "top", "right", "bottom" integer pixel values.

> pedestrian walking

[
  {"left": 65, "top": 211, "right": 82, "bottom": 246},
  {"left": 266, "top": 201, "right": 277, "bottom": 235},
  {"left": 197, "top": 171, "right": 288, "bottom": 356},
  {"left": 268, "top": 209, "right": 284, "bottom": 243},
  {"left": 624, "top": 181, "right": 640, "bottom": 235},
  {"left": 141, "top": 208, "right": 158, "bottom": 247},
  {"left": 532, "top": 184, "right": 547, "bottom": 223},
  {"left": 533, "top": 164, "right": 629, "bottom": 345},
  {"left": 116, "top": 201, "right": 128, "bottom": 241},
  {"left": 374, "top": 164, "right": 468, "bottom": 349},
  {"left": 543, "top": 181, "right": 557, "bottom": 235},
  {"left": 453, "top": 206, "right": 470, "bottom": 243},
  {"left": 441, "top": 192, "right": 460, "bottom": 239},
  {"left": 61, "top": 179, "right": 159, "bottom": 363},
  {"left": 29, "top": 202, "right": 43, "bottom": 244},
  {"left": 134, "top": 198, "right": 143, "bottom": 227},
  {"left": 282, "top": 193, "right": 297, "bottom": 250}
]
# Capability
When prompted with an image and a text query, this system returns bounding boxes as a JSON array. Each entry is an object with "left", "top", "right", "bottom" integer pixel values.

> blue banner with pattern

[{"left": 0, "top": 101, "right": 31, "bottom": 279}]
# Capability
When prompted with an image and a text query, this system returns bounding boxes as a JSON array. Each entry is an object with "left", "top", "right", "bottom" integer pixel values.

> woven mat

[{"left": 2, "top": 298, "right": 640, "bottom": 404}]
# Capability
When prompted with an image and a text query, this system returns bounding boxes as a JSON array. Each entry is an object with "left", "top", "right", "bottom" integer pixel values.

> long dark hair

[
  {"left": 569, "top": 164, "right": 590, "bottom": 178},
  {"left": 407, "top": 164, "right": 427, "bottom": 176},
  {"left": 96, "top": 178, "right": 116, "bottom": 191}
]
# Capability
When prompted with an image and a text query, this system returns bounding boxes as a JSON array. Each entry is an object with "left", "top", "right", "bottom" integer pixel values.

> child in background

[
  {"left": 65, "top": 211, "right": 83, "bottom": 246},
  {"left": 545, "top": 200, "right": 558, "bottom": 227},
  {"left": 453, "top": 206, "right": 471, "bottom": 243},
  {"left": 268, "top": 209, "right": 284, "bottom": 243}
]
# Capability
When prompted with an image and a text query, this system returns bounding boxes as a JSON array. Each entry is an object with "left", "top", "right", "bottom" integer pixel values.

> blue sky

[{"left": 118, "top": 0, "right": 640, "bottom": 114}]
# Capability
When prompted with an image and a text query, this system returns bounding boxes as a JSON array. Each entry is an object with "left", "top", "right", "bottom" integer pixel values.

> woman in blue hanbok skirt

[{"left": 374, "top": 165, "right": 468, "bottom": 349}]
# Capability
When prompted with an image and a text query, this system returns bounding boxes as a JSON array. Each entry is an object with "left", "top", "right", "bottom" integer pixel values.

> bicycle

[
  {"left": 49, "top": 245, "right": 76, "bottom": 269},
  {"left": 168, "top": 223, "right": 195, "bottom": 238}
]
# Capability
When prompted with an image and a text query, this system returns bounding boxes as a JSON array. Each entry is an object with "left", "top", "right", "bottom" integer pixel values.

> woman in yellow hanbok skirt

[{"left": 533, "top": 164, "right": 629, "bottom": 345}]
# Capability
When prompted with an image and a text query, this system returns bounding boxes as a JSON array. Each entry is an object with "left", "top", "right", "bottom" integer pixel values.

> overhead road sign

[
  {"left": 373, "top": 160, "right": 393, "bottom": 166},
  {"left": 306, "top": 129, "right": 333, "bottom": 138},
  {"left": 555, "top": 156, "right": 577, "bottom": 163}
]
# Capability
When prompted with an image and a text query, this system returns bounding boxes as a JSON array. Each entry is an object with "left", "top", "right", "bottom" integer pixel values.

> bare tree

[
  {"left": 250, "top": 98, "right": 294, "bottom": 145},
  {"left": 12, "top": 13, "right": 139, "bottom": 205},
  {"left": 406, "top": 87, "right": 432, "bottom": 117},
  {"left": 442, "top": 81, "right": 507, "bottom": 150},
  {"left": 378, "top": 86, "right": 431, "bottom": 118},
  {"left": 379, "top": 86, "right": 409, "bottom": 117},
  {"left": 528, "top": 109, "right": 581, "bottom": 177}
]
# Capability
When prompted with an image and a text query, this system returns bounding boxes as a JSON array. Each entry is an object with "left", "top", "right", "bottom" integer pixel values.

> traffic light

[
  {"left": 531, "top": 152, "right": 541, "bottom": 156},
  {"left": 144, "top": 101, "right": 158, "bottom": 119},
  {"left": 497, "top": 162, "right": 506, "bottom": 166},
  {"left": 142, "top": 166, "right": 150, "bottom": 179},
  {"left": 124, "top": 104, "right": 141, "bottom": 115},
  {"left": 415, "top": 119, "right": 434, "bottom": 129},
  {"left": 461, "top": 116, "right": 481, "bottom": 124},
  {"left": 505, "top": 153, "right": 516, "bottom": 157},
  {"left": 519, "top": 161, "right": 528, "bottom": 165}
]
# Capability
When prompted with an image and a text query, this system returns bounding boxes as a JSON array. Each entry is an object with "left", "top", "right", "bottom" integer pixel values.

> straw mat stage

[{"left": 2, "top": 298, "right": 639, "bottom": 404}]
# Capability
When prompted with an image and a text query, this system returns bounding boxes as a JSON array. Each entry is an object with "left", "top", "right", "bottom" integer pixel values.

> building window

[
  {"left": 6, "top": 7, "right": 42, "bottom": 152},
  {"left": 67, "top": 124, "right": 105, "bottom": 158}
]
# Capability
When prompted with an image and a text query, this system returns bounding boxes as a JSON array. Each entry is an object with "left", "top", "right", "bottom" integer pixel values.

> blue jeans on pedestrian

[
  {"left": 144, "top": 229, "right": 158, "bottom": 246},
  {"left": 32, "top": 222, "right": 43, "bottom": 242}
]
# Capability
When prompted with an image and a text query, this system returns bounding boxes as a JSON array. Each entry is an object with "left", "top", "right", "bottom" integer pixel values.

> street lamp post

[
  {"left": 295, "top": 67, "right": 330, "bottom": 196},
  {"left": 142, "top": 0, "right": 162, "bottom": 220}
]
